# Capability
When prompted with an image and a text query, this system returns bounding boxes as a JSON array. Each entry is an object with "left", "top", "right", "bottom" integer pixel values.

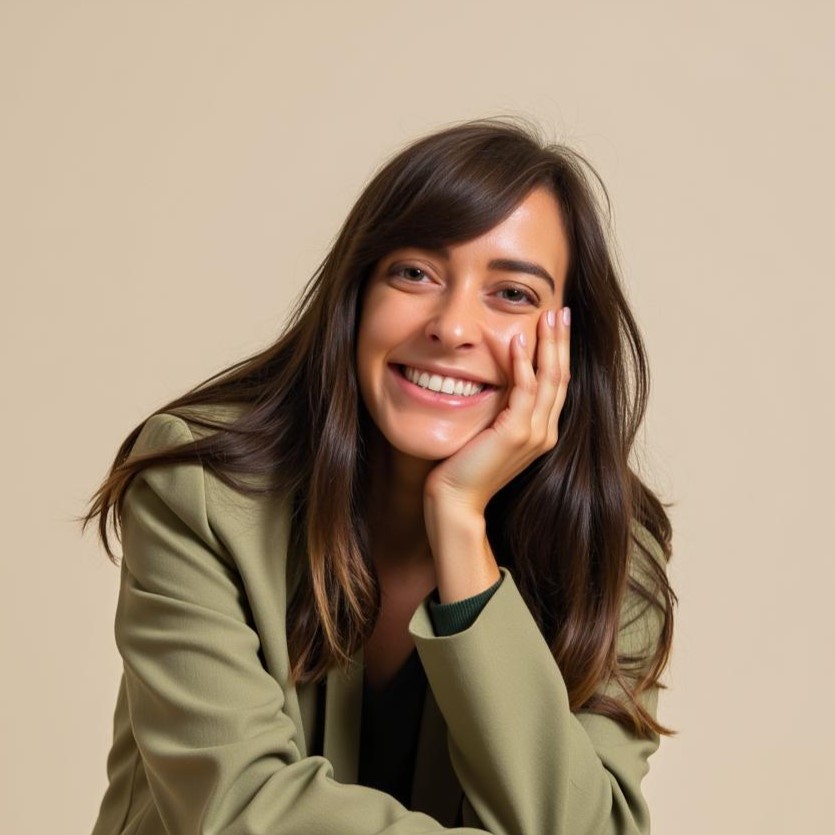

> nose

[{"left": 424, "top": 287, "right": 483, "bottom": 349}]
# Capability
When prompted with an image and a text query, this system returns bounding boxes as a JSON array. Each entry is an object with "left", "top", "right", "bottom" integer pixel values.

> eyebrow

[
  {"left": 487, "top": 258, "right": 556, "bottom": 293},
  {"left": 428, "top": 247, "right": 556, "bottom": 293}
]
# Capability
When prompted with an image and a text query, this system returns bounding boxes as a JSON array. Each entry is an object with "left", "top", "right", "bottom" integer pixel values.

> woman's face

[{"left": 356, "top": 186, "right": 569, "bottom": 462}]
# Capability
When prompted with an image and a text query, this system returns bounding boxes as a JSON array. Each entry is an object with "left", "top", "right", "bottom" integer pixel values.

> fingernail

[
  {"left": 562, "top": 307, "right": 571, "bottom": 326},
  {"left": 517, "top": 332, "right": 527, "bottom": 348},
  {"left": 546, "top": 309, "right": 556, "bottom": 328}
]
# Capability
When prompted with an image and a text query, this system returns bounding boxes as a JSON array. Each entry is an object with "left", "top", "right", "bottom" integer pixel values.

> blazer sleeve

[
  {"left": 409, "top": 538, "right": 667, "bottom": 835},
  {"left": 116, "top": 413, "right": 489, "bottom": 835}
]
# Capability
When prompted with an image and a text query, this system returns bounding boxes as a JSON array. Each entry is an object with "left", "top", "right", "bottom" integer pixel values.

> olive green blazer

[{"left": 92, "top": 413, "right": 664, "bottom": 835}]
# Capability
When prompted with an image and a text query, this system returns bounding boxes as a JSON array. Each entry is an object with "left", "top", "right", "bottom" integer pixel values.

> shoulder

[
  {"left": 131, "top": 402, "right": 248, "bottom": 455},
  {"left": 130, "top": 412, "right": 194, "bottom": 464},
  {"left": 126, "top": 404, "right": 290, "bottom": 560},
  {"left": 123, "top": 413, "right": 219, "bottom": 562}
]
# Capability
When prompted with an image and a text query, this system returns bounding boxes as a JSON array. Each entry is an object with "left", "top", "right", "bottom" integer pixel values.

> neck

[{"left": 365, "top": 431, "right": 435, "bottom": 568}]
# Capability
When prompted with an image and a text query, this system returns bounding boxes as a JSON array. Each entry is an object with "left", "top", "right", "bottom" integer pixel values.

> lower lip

[{"left": 389, "top": 364, "right": 497, "bottom": 408}]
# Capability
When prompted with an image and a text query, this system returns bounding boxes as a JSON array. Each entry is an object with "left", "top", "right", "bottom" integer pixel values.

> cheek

[
  {"left": 484, "top": 319, "right": 539, "bottom": 379},
  {"left": 356, "top": 294, "right": 386, "bottom": 362},
  {"left": 356, "top": 300, "right": 407, "bottom": 397},
  {"left": 354, "top": 317, "right": 376, "bottom": 403},
  {"left": 357, "top": 318, "right": 390, "bottom": 369},
  {"left": 355, "top": 328, "right": 382, "bottom": 407}
]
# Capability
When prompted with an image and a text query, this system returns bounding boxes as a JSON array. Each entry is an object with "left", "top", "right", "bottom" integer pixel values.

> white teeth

[{"left": 402, "top": 366, "right": 485, "bottom": 396}]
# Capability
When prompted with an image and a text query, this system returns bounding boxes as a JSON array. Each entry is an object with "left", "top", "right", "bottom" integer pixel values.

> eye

[
  {"left": 388, "top": 263, "right": 432, "bottom": 283},
  {"left": 497, "top": 285, "right": 538, "bottom": 306},
  {"left": 395, "top": 265, "right": 427, "bottom": 281}
]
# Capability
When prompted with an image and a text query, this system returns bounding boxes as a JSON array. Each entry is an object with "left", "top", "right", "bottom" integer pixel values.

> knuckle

[
  {"left": 531, "top": 423, "right": 555, "bottom": 451},
  {"left": 507, "top": 426, "right": 529, "bottom": 447}
]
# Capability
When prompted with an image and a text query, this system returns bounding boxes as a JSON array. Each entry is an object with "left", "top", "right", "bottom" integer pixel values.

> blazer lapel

[{"left": 322, "top": 648, "right": 364, "bottom": 784}]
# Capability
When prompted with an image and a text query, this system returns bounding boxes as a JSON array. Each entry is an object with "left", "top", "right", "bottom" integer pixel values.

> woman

[{"left": 86, "top": 119, "right": 675, "bottom": 834}]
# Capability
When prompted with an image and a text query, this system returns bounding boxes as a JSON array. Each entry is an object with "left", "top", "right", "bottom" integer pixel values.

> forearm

[{"left": 423, "top": 494, "right": 500, "bottom": 604}]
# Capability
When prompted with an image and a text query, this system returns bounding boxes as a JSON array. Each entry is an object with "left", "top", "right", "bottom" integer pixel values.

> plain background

[{"left": 2, "top": 2, "right": 833, "bottom": 832}]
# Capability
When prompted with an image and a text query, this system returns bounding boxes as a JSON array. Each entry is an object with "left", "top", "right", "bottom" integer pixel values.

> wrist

[{"left": 423, "top": 506, "right": 500, "bottom": 604}]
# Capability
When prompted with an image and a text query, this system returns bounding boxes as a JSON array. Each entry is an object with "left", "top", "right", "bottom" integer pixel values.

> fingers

[
  {"left": 532, "top": 306, "right": 570, "bottom": 449},
  {"left": 545, "top": 306, "right": 571, "bottom": 442},
  {"left": 501, "top": 306, "right": 571, "bottom": 454},
  {"left": 500, "top": 331, "right": 539, "bottom": 437}
]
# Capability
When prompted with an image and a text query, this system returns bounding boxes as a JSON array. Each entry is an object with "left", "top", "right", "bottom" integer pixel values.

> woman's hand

[{"left": 423, "top": 306, "right": 571, "bottom": 602}]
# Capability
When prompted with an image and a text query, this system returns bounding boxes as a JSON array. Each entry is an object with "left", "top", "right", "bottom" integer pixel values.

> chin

[
  {"left": 390, "top": 439, "right": 461, "bottom": 462},
  {"left": 379, "top": 423, "right": 477, "bottom": 462}
]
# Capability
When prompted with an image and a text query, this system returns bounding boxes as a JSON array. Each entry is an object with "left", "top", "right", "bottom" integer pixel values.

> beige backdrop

[{"left": 2, "top": 1, "right": 833, "bottom": 833}]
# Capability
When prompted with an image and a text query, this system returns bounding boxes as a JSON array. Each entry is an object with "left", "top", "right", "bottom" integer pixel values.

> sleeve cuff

[{"left": 428, "top": 576, "right": 503, "bottom": 636}]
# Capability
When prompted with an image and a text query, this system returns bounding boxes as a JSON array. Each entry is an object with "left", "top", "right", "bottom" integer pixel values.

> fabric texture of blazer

[{"left": 92, "top": 411, "right": 666, "bottom": 835}]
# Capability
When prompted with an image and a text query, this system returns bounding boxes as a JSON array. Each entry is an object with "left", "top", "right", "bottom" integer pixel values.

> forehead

[
  {"left": 437, "top": 187, "right": 569, "bottom": 286},
  {"left": 480, "top": 187, "right": 565, "bottom": 247}
]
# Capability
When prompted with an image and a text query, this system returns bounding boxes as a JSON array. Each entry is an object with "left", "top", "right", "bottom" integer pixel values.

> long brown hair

[{"left": 84, "top": 118, "right": 675, "bottom": 738}]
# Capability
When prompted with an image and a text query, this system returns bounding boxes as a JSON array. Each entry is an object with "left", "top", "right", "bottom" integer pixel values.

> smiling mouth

[{"left": 397, "top": 364, "right": 493, "bottom": 397}]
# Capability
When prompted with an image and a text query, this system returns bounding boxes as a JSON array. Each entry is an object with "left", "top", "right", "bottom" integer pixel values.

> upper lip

[{"left": 393, "top": 362, "right": 499, "bottom": 387}]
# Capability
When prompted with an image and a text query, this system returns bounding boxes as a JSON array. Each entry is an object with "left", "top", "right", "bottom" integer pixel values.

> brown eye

[
  {"left": 498, "top": 286, "right": 537, "bottom": 305},
  {"left": 391, "top": 265, "right": 428, "bottom": 281}
]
